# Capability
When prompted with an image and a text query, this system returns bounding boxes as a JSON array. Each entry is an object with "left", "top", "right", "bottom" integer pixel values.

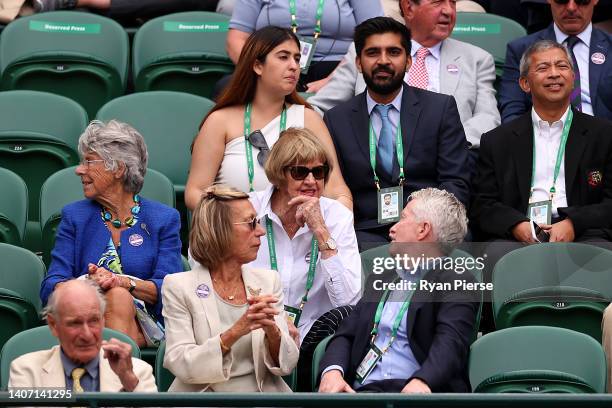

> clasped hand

[
  {"left": 232, "top": 295, "right": 280, "bottom": 337},
  {"left": 87, "top": 263, "right": 123, "bottom": 291}
]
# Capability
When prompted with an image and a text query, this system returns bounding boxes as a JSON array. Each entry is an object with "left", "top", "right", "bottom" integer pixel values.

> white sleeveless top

[{"left": 215, "top": 104, "right": 305, "bottom": 192}]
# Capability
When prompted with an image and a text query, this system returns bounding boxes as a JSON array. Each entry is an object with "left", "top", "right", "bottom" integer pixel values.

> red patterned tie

[{"left": 408, "top": 47, "right": 430, "bottom": 89}]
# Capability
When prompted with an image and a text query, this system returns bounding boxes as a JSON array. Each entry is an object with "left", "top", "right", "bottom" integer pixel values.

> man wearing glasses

[{"left": 499, "top": 0, "right": 612, "bottom": 123}]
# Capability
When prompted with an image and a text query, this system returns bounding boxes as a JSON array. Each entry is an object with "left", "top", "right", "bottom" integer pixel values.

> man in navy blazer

[
  {"left": 323, "top": 17, "right": 470, "bottom": 249},
  {"left": 318, "top": 188, "right": 478, "bottom": 393},
  {"left": 499, "top": 0, "right": 612, "bottom": 123}
]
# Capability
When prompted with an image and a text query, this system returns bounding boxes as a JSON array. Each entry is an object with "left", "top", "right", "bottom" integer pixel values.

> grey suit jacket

[{"left": 309, "top": 38, "right": 500, "bottom": 148}]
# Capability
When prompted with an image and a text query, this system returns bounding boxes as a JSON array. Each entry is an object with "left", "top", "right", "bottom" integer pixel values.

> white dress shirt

[
  {"left": 554, "top": 23, "right": 593, "bottom": 115},
  {"left": 249, "top": 186, "right": 362, "bottom": 339},
  {"left": 404, "top": 40, "right": 442, "bottom": 93},
  {"left": 530, "top": 107, "right": 570, "bottom": 217}
]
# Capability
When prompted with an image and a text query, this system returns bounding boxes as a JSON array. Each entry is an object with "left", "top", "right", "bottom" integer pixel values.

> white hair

[
  {"left": 42, "top": 280, "right": 106, "bottom": 320},
  {"left": 409, "top": 188, "right": 468, "bottom": 254},
  {"left": 78, "top": 120, "right": 148, "bottom": 193}
]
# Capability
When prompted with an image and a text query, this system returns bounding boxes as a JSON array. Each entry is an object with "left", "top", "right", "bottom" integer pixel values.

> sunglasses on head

[
  {"left": 247, "top": 130, "right": 270, "bottom": 167},
  {"left": 286, "top": 165, "right": 330, "bottom": 180},
  {"left": 233, "top": 216, "right": 260, "bottom": 230},
  {"left": 552, "top": 0, "right": 591, "bottom": 5}
]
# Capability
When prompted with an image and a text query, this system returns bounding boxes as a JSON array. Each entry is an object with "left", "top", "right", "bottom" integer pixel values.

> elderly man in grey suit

[{"left": 309, "top": 0, "right": 500, "bottom": 155}]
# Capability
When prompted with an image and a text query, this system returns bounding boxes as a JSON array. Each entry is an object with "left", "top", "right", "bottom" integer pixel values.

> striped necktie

[{"left": 565, "top": 36, "right": 582, "bottom": 111}]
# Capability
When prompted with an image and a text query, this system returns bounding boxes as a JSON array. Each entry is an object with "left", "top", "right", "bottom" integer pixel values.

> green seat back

[
  {"left": 133, "top": 12, "right": 233, "bottom": 98},
  {"left": 451, "top": 12, "right": 527, "bottom": 75},
  {"left": 0, "top": 11, "right": 128, "bottom": 117},
  {"left": 40, "top": 166, "right": 175, "bottom": 266},
  {"left": 0, "top": 290, "right": 41, "bottom": 364},
  {"left": 155, "top": 341, "right": 174, "bottom": 392},
  {"left": 96, "top": 91, "right": 214, "bottom": 194},
  {"left": 311, "top": 334, "right": 333, "bottom": 391},
  {"left": 0, "top": 243, "right": 47, "bottom": 355},
  {"left": 469, "top": 326, "right": 607, "bottom": 393},
  {"left": 0, "top": 168, "right": 28, "bottom": 245},
  {"left": 0, "top": 325, "right": 140, "bottom": 390},
  {"left": 0, "top": 243, "right": 46, "bottom": 312},
  {"left": 0, "top": 91, "right": 87, "bottom": 231},
  {"left": 492, "top": 243, "right": 612, "bottom": 341}
]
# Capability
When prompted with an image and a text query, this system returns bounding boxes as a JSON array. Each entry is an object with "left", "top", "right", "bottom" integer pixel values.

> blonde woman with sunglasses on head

[
  {"left": 248, "top": 128, "right": 361, "bottom": 342},
  {"left": 162, "top": 185, "right": 298, "bottom": 392}
]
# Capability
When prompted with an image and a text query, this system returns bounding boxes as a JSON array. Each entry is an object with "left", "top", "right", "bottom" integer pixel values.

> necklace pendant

[
  {"left": 111, "top": 219, "right": 122, "bottom": 228},
  {"left": 228, "top": 295, "right": 235, "bottom": 300}
]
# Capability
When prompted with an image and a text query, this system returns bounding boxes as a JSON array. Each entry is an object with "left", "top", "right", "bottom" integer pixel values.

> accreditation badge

[
  {"left": 284, "top": 305, "right": 302, "bottom": 327},
  {"left": 298, "top": 37, "right": 316, "bottom": 74},
  {"left": 527, "top": 200, "right": 552, "bottom": 225},
  {"left": 355, "top": 343, "right": 383, "bottom": 384},
  {"left": 378, "top": 186, "right": 402, "bottom": 224}
]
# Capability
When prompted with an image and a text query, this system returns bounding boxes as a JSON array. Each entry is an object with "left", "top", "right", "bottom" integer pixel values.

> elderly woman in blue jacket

[{"left": 40, "top": 120, "right": 182, "bottom": 347}]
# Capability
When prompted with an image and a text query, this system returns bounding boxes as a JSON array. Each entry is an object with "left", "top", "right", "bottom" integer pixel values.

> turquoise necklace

[{"left": 101, "top": 194, "right": 140, "bottom": 229}]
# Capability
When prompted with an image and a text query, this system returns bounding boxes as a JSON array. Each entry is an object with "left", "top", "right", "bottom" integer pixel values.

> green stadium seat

[
  {"left": 0, "top": 11, "right": 129, "bottom": 118},
  {"left": 469, "top": 326, "right": 606, "bottom": 393},
  {"left": 40, "top": 166, "right": 175, "bottom": 266},
  {"left": 0, "top": 243, "right": 47, "bottom": 357},
  {"left": 96, "top": 91, "right": 213, "bottom": 196},
  {"left": 0, "top": 325, "right": 140, "bottom": 390},
  {"left": 0, "top": 168, "right": 27, "bottom": 246},
  {"left": 492, "top": 243, "right": 612, "bottom": 341},
  {"left": 133, "top": 12, "right": 233, "bottom": 98},
  {"left": 451, "top": 12, "right": 527, "bottom": 76},
  {"left": 154, "top": 341, "right": 174, "bottom": 392},
  {"left": 311, "top": 334, "right": 333, "bottom": 391},
  {"left": 0, "top": 90, "right": 87, "bottom": 251}
]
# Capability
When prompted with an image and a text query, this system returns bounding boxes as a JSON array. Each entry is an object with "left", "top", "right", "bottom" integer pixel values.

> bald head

[{"left": 44, "top": 279, "right": 106, "bottom": 320}]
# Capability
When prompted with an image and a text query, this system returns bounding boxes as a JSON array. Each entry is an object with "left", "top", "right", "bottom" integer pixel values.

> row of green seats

[
  {"left": 0, "top": 11, "right": 231, "bottom": 118},
  {"left": 0, "top": 11, "right": 526, "bottom": 119}
]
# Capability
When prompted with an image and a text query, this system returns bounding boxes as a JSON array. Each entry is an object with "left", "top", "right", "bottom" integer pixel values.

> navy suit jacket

[
  {"left": 499, "top": 24, "right": 612, "bottom": 123},
  {"left": 319, "top": 269, "right": 478, "bottom": 392},
  {"left": 323, "top": 84, "right": 471, "bottom": 232},
  {"left": 471, "top": 109, "right": 612, "bottom": 240},
  {"left": 40, "top": 197, "right": 183, "bottom": 320}
]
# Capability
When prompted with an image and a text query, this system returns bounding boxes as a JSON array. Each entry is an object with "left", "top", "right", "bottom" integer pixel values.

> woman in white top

[
  {"left": 185, "top": 26, "right": 352, "bottom": 211},
  {"left": 249, "top": 128, "right": 361, "bottom": 340}
]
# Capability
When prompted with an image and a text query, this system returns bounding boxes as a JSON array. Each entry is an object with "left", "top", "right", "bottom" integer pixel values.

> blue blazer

[
  {"left": 323, "top": 84, "right": 471, "bottom": 232},
  {"left": 40, "top": 197, "right": 183, "bottom": 321},
  {"left": 499, "top": 24, "right": 612, "bottom": 123}
]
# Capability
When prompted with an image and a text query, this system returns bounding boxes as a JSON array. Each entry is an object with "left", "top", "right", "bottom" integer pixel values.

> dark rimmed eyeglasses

[
  {"left": 552, "top": 0, "right": 591, "bottom": 5},
  {"left": 286, "top": 165, "right": 330, "bottom": 181},
  {"left": 247, "top": 130, "right": 270, "bottom": 167},
  {"left": 233, "top": 217, "right": 260, "bottom": 230}
]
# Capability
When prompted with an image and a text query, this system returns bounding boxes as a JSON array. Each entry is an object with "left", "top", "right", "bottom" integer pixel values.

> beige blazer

[
  {"left": 8, "top": 345, "right": 157, "bottom": 391},
  {"left": 161, "top": 264, "right": 299, "bottom": 392}
]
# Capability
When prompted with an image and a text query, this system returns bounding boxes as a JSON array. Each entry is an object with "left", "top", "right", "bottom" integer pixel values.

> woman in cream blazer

[{"left": 162, "top": 186, "right": 298, "bottom": 392}]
